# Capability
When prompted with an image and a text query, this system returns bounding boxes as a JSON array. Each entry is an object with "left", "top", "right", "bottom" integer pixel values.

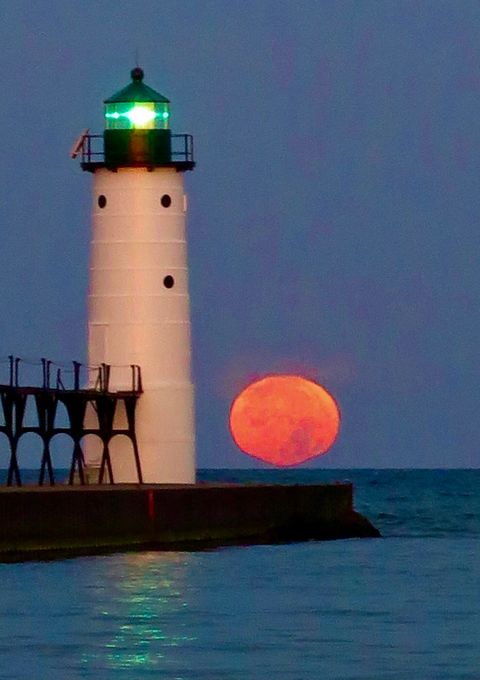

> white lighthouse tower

[{"left": 76, "top": 67, "right": 195, "bottom": 484}]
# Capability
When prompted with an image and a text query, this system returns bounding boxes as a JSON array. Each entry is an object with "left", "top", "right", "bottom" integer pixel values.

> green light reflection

[{"left": 81, "top": 552, "right": 195, "bottom": 673}]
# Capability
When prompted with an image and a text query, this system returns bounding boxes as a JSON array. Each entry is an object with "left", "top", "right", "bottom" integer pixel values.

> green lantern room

[{"left": 103, "top": 67, "right": 173, "bottom": 167}]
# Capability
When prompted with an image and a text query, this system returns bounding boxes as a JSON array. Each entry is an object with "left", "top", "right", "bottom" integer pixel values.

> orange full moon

[{"left": 229, "top": 375, "right": 340, "bottom": 466}]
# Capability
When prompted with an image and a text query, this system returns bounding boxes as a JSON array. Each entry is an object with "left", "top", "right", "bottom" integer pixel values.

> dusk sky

[{"left": 1, "top": 0, "right": 480, "bottom": 468}]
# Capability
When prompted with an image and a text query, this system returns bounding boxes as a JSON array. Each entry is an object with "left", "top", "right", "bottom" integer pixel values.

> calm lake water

[{"left": 0, "top": 469, "right": 478, "bottom": 679}]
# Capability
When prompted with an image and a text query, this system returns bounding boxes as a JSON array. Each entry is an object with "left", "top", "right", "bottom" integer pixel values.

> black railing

[
  {"left": 2, "top": 356, "right": 143, "bottom": 394},
  {"left": 79, "top": 132, "right": 194, "bottom": 167},
  {"left": 0, "top": 356, "right": 144, "bottom": 486},
  {"left": 80, "top": 133, "right": 103, "bottom": 165},
  {"left": 171, "top": 133, "right": 194, "bottom": 163}
]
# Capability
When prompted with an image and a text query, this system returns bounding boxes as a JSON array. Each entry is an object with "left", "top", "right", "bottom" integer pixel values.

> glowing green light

[
  {"left": 106, "top": 105, "right": 158, "bottom": 127},
  {"left": 104, "top": 101, "right": 170, "bottom": 130},
  {"left": 125, "top": 105, "right": 157, "bottom": 126}
]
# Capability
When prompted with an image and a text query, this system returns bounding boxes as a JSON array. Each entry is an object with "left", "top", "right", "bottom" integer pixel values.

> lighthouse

[{"left": 75, "top": 68, "right": 196, "bottom": 484}]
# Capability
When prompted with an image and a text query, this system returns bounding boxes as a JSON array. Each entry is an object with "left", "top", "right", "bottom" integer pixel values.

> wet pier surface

[{"left": 0, "top": 482, "right": 380, "bottom": 561}]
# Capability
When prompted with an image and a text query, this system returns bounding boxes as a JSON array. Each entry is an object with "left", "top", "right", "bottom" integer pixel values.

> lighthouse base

[{"left": 0, "top": 483, "right": 379, "bottom": 561}]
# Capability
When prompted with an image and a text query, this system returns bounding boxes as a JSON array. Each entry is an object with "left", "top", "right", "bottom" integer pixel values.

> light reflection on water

[
  {"left": 0, "top": 538, "right": 479, "bottom": 679},
  {"left": 0, "top": 470, "right": 479, "bottom": 679},
  {"left": 81, "top": 552, "right": 195, "bottom": 673}
]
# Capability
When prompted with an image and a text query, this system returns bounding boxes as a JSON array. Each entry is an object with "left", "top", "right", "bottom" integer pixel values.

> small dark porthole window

[
  {"left": 163, "top": 275, "right": 175, "bottom": 289},
  {"left": 98, "top": 195, "right": 107, "bottom": 209},
  {"left": 161, "top": 194, "right": 172, "bottom": 208}
]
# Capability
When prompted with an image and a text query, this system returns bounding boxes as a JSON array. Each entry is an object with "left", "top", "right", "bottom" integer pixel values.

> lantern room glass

[{"left": 104, "top": 101, "right": 170, "bottom": 130}]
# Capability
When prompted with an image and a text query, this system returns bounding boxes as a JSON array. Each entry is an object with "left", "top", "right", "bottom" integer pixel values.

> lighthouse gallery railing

[{"left": 79, "top": 133, "right": 194, "bottom": 167}]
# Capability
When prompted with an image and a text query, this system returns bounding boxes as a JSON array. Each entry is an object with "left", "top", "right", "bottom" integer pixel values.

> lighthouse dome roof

[{"left": 104, "top": 68, "right": 170, "bottom": 104}]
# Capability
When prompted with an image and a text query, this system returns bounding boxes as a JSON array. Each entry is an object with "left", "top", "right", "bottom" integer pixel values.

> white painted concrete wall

[{"left": 87, "top": 166, "right": 195, "bottom": 483}]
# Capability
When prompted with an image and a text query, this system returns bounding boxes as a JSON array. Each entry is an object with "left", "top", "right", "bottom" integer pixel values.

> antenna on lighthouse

[{"left": 70, "top": 129, "right": 89, "bottom": 159}]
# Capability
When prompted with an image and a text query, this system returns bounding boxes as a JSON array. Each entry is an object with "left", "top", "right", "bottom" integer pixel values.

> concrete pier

[{"left": 0, "top": 483, "right": 379, "bottom": 561}]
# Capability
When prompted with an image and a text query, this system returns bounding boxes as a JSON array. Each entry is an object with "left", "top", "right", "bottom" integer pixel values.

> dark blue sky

[{"left": 1, "top": 0, "right": 480, "bottom": 468}]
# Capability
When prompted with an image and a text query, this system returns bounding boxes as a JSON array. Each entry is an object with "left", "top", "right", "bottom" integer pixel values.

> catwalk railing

[
  {"left": 78, "top": 132, "right": 195, "bottom": 170},
  {"left": 0, "top": 356, "right": 143, "bottom": 487}
]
